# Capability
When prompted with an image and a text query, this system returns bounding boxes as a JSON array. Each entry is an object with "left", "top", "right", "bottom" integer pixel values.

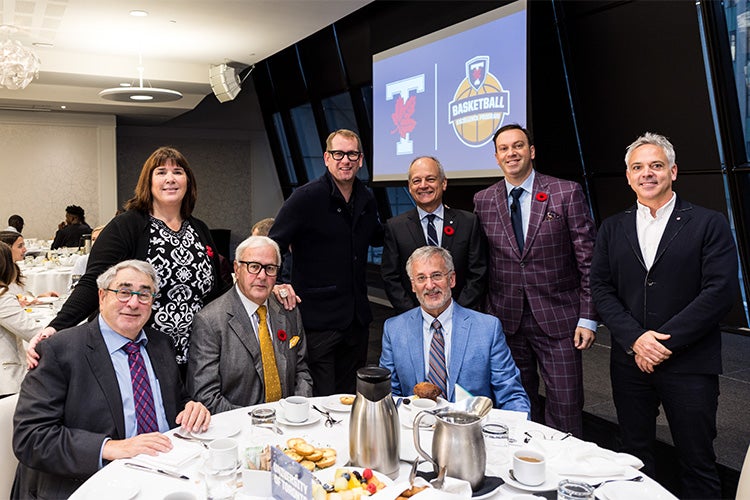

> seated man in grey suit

[
  {"left": 380, "top": 246, "right": 529, "bottom": 412},
  {"left": 13, "top": 260, "right": 210, "bottom": 499},
  {"left": 188, "top": 235, "right": 313, "bottom": 413}
]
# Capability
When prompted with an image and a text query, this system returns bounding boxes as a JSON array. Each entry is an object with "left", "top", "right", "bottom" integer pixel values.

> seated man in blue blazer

[{"left": 380, "top": 246, "right": 529, "bottom": 412}]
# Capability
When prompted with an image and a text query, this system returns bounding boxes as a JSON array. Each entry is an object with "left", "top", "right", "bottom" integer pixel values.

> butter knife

[{"left": 124, "top": 462, "right": 189, "bottom": 480}]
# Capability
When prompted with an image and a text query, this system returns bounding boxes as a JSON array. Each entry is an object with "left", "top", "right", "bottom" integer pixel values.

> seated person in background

[
  {"left": 71, "top": 225, "right": 105, "bottom": 277},
  {"left": 51, "top": 204, "right": 92, "bottom": 249},
  {"left": 0, "top": 231, "right": 58, "bottom": 306},
  {"left": 380, "top": 246, "right": 530, "bottom": 412},
  {"left": 188, "top": 236, "right": 312, "bottom": 413},
  {"left": 12, "top": 259, "right": 210, "bottom": 499},
  {"left": 5, "top": 214, "right": 23, "bottom": 233},
  {"left": 251, "top": 217, "right": 275, "bottom": 236},
  {"left": 0, "top": 242, "right": 42, "bottom": 398}
]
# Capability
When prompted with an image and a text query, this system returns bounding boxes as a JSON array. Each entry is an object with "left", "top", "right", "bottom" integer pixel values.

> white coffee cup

[
  {"left": 279, "top": 395, "right": 310, "bottom": 423},
  {"left": 208, "top": 438, "right": 239, "bottom": 471},
  {"left": 512, "top": 449, "right": 545, "bottom": 486}
]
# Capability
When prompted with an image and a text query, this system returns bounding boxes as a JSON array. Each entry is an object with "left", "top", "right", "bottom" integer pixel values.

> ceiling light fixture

[
  {"left": 99, "top": 54, "right": 182, "bottom": 103},
  {"left": 0, "top": 25, "right": 41, "bottom": 90}
]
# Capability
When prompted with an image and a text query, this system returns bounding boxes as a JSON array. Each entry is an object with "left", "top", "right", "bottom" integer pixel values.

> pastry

[{"left": 413, "top": 381, "right": 441, "bottom": 401}]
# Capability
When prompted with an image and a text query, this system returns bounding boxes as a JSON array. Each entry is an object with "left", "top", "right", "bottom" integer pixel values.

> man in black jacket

[
  {"left": 269, "top": 129, "right": 383, "bottom": 395},
  {"left": 51, "top": 205, "right": 92, "bottom": 249}
]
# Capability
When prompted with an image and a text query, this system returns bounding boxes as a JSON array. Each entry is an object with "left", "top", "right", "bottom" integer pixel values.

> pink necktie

[{"left": 123, "top": 341, "right": 159, "bottom": 434}]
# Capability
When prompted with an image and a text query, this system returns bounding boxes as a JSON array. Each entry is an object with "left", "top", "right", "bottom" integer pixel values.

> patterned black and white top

[{"left": 146, "top": 216, "right": 215, "bottom": 365}]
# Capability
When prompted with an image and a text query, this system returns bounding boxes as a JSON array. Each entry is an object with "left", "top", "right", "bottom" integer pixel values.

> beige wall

[{"left": 0, "top": 111, "right": 117, "bottom": 240}]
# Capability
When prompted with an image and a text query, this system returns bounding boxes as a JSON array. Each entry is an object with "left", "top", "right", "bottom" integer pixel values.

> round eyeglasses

[
  {"left": 327, "top": 150, "right": 362, "bottom": 161},
  {"left": 105, "top": 288, "right": 156, "bottom": 304},
  {"left": 238, "top": 261, "right": 280, "bottom": 276}
]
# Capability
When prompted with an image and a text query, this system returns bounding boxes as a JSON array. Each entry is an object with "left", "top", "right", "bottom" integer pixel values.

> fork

[
  {"left": 173, "top": 432, "right": 208, "bottom": 448},
  {"left": 312, "top": 405, "right": 341, "bottom": 427}
]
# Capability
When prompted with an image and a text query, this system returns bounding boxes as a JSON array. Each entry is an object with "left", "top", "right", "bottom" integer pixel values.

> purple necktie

[
  {"left": 123, "top": 341, "right": 159, "bottom": 434},
  {"left": 427, "top": 318, "right": 447, "bottom": 399}
]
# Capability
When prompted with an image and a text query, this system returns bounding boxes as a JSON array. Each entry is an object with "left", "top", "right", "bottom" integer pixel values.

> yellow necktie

[{"left": 257, "top": 305, "right": 282, "bottom": 402}]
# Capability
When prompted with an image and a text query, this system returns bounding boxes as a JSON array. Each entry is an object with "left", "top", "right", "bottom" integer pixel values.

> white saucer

[
  {"left": 401, "top": 397, "right": 448, "bottom": 411},
  {"left": 189, "top": 421, "right": 241, "bottom": 440},
  {"left": 323, "top": 394, "right": 355, "bottom": 413},
  {"left": 36, "top": 296, "right": 59, "bottom": 304},
  {"left": 277, "top": 412, "right": 321, "bottom": 427},
  {"left": 502, "top": 469, "right": 559, "bottom": 492}
]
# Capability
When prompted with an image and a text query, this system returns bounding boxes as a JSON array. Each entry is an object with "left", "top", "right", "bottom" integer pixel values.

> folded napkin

[
  {"left": 373, "top": 476, "right": 472, "bottom": 500},
  {"left": 527, "top": 440, "right": 643, "bottom": 477},
  {"left": 132, "top": 436, "right": 203, "bottom": 470},
  {"left": 596, "top": 480, "right": 678, "bottom": 500}
]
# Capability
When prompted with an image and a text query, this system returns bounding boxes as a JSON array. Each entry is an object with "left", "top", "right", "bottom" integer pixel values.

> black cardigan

[{"left": 49, "top": 210, "right": 230, "bottom": 331}]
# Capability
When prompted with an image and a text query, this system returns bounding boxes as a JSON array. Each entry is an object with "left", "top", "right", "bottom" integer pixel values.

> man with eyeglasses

[
  {"left": 379, "top": 246, "right": 529, "bottom": 411},
  {"left": 382, "top": 155, "right": 487, "bottom": 313},
  {"left": 269, "top": 129, "right": 383, "bottom": 396},
  {"left": 187, "top": 236, "right": 312, "bottom": 413},
  {"left": 12, "top": 260, "right": 210, "bottom": 499}
]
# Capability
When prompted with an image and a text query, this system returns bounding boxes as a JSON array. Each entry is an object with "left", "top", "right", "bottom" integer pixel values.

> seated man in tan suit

[{"left": 187, "top": 236, "right": 313, "bottom": 413}]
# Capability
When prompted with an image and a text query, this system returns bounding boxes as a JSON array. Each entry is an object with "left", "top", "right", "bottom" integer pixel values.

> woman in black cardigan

[{"left": 29, "top": 146, "right": 230, "bottom": 375}]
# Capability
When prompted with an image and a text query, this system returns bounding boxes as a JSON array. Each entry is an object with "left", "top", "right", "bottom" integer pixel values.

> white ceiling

[{"left": 0, "top": 0, "right": 371, "bottom": 123}]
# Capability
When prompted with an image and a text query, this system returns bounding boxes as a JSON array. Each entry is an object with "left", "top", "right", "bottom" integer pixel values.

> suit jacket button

[
  {"left": 520, "top": 262, "right": 525, "bottom": 268},
  {"left": 647, "top": 280, "right": 654, "bottom": 286}
]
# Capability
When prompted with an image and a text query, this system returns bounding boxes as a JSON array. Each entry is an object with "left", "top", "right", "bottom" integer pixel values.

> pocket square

[
  {"left": 546, "top": 211, "right": 560, "bottom": 220},
  {"left": 289, "top": 335, "right": 300, "bottom": 348}
]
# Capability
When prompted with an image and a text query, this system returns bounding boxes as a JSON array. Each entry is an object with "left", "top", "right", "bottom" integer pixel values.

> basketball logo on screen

[{"left": 448, "top": 56, "right": 510, "bottom": 147}]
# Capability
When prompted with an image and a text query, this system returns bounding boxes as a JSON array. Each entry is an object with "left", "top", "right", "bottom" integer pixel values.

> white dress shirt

[
  {"left": 636, "top": 192, "right": 676, "bottom": 270},
  {"left": 420, "top": 301, "right": 454, "bottom": 379},
  {"left": 416, "top": 204, "right": 445, "bottom": 246}
]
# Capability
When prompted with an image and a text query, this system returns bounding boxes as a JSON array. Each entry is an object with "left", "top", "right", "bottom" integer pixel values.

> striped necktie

[
  {"left": 427, "top": 318, "right": 447, "bottom": 399},
  {"left": 257, "top": 305, "right": 282, "bottom": 402},
  {"left": 426, "top": 214, "right": 439, "bottom": 246},
  {"left": 123, "top": 341, "right": 159, "bottom": 434}
]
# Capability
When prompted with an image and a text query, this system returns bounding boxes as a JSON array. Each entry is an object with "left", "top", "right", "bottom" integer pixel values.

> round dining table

[{"left": 68, "top": 396, "right": 677, "bottom": 500}]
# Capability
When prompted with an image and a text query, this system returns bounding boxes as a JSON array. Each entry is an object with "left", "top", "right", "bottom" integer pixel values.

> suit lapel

[
  {"left": 653, "top": 199, "right": 691, "bottom": 268},
  {"left": 621, "top": 208, "right": 646, "bottom": 269},
  {"left": 442, "top": 206, "right": 456, "bottom": 251},
  {"left": 267, "top": 299, "right": 289, "bottom": 396},
  {"left": 83, "top": 322, "right": 126, "bottom": 439},
  {"left": 447, "top": 305, "right": 470, "bottom": 403},
  {"left": 408, "top": 309, "right": 426, "bottom": 382},
  {"left": 145, "top": 330, "right": 178, "bottom": 422},
  {"left": 491, "top": 182, "right": 522, "bottom": 257},
  {"left": 406, "top": 209, "right": 427, "bottom": 246},
  {"left": 523, "top": 175, "right": 549, "bottom": 256},
  {"left": 228, "top": 290, "right": 263, "bottom": 379}
]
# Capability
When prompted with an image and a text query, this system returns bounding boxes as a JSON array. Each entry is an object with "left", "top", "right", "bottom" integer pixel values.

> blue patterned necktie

[
  {"left": 426, "top": 214, "right": 439, "bottom": 246},
  {"left": 427, "top": 318, "right": 447, "bottom": 399},
  {"left": 510, "top": 187, "right": 525, "bottom": 252},
  {"left": 123, "top": 341, "right": 159, "bottom": 434}
]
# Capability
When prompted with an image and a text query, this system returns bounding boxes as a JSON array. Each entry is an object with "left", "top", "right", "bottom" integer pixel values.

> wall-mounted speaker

[{"left": 209, "top": 63, "right": 241, "bottom": 103}]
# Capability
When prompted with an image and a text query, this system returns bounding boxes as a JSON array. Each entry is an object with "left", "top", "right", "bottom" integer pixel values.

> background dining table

[{"left": 68, "top": 395, "right": 678, "bottom": 500}]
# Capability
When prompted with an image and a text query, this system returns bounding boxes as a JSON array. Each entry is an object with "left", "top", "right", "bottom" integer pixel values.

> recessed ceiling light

[
  {"left": 119, "top": 82, "right": 132, "bottom": 87},
  {"left": 33, "top": 42, "right": 54, "bottom": 48},
  {"left": 60, "top": 105, "right": 66, "bottom": 109},
  {"left": 129, "top": 10, "right": 148, "bottom": 17}
]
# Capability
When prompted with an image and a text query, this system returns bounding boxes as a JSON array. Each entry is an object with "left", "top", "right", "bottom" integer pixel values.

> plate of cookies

[
  {"left": 323, "top": 394, "right": 356, "bottom": 413},
  {"left": 283, "top": 437, "right": 341, "bottom": 472}
]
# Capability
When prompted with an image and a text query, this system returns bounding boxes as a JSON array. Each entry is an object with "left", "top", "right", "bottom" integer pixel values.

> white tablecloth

[
  {"left": 69, "top": 397, "right": 677, "bottom": 500},
  {"left": 19, "top": 266, "right": 74, "bottom": 295}
]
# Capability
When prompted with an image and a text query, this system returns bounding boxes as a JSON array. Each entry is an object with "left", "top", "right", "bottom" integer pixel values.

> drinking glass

[{"left": 557, "top": 479, "right": 595, "bottom": 499}]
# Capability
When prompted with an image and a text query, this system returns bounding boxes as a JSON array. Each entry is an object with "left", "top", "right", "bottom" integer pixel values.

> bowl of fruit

[{"left": 312, "top": 467, "right": 392, "bottom": 499}]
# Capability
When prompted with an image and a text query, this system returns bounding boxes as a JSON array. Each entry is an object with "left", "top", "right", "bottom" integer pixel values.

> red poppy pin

[
  {"left": 536, "top": 192, "right": 548, "bottom": 202},
  {"left": 206, "top": 245, "right": 214, "bottom": 258},
  {"left": 277, "top": 329, "right": 287, "bottom": 341},
  {"left": 444, "top": 225, "right": 455, "bottom": 236}
]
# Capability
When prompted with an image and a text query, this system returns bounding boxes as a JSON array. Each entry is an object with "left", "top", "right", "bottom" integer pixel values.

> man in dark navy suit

[
  {"left": 382, "top": 156, "right": 487, "bottom": 313},
  {"left": 591, "top": 132, "right": 738, "bottom": 499}
]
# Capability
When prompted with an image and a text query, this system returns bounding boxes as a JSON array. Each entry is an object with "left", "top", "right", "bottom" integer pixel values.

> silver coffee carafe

[{"left": 349, "top": 366, "right": 400, "bottom": 479}]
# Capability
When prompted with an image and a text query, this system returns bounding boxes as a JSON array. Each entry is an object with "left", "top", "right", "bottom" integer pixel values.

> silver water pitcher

[{"left": 349, "top": 367, "right": 400, "bottom": 479}]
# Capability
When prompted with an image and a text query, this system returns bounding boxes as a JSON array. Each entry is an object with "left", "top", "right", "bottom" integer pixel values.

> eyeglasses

[
  {"left": 238, "top": 261, "right": 280, "bottom": 276},
  {"left": 327, "top": 150, "right": 362, "bottom": 161},
  {"left": 523, "top": 430, "right": 572, "bottom": 443},
  {"left": 412, "top": 271, "right": 451, "bottom": 285},
  {"left": 105, "top": 288, "right": 156, "bottom": 304}
]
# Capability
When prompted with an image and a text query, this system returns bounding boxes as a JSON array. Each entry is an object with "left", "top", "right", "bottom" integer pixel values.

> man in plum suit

[
  {"left": 379, "top": 246, "right": 529, "bottom": 412},
  {"left": 473, "top": 124, "right": 597, "bottom": 437}
]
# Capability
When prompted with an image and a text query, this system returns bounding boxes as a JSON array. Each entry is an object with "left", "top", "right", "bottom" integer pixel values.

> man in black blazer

[
  {"left": 12, "top": 260, "right": 210, "bottom": 499},
  {"left": 269, "top": 129, "right": 383, "bottom": 396},
  {"left": 382, "top": 156, "right": 487, "bottom": 313},
  {"left": 591, "top": 133, "right": 738, "bottom": 499}
]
